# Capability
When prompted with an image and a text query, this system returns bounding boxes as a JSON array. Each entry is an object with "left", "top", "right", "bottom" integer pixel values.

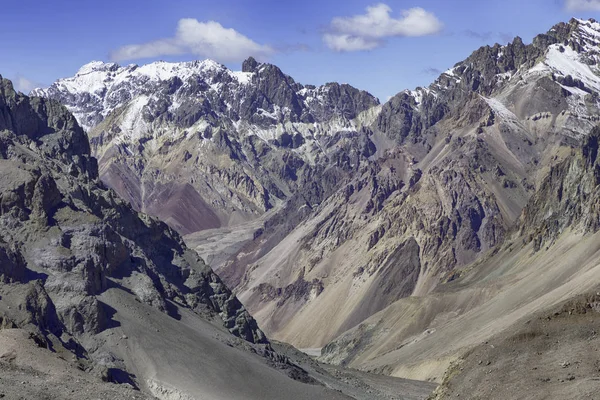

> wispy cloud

[
  {"left": 498, "top": 32, "right": 514, "bottom": 44},
  {"left": 461, "top": 30, "right": 515, "bottom": 44},
  {"left": 464, "top": 30, "right": 493, "bottom": 41},
  {"left": 323, "top": 34, "right": 380, "bottom": 52},
  {"left": 272, "top": 43, "right": 311, "bottom": 53},
  {"left": 12, "top": 75, "right": 43, "bottom": 93},
  {"left": 323, "top": 3, "right": 443, "bottom": 52},
  {"left": 111, "top": 19, "right": 274, "bottom": 63},
  {"left": 423, "top": 67, "right": 442, "bottom": 76},
  {"left": 565, "top": 0, "right": 600, "bottom": 11}
]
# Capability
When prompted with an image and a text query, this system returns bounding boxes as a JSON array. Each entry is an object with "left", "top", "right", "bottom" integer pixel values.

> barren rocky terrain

[
  {"left": 430, "top": 291, "right": 600, "bottom": 399},
  {"left": 0, "top": 329, "right": 152, "bottom": 400},
  {"left": 319, "top": 126, "right": 600, "bottom": 389},
  {"left": 0, "top": 71, "right": 436, "bottom": 399},
  {"left": 14, "top": 15, "right": 600, "bottom": 400}
]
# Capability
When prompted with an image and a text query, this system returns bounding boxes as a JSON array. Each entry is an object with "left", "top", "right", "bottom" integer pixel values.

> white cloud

[
  {"left": 111, "top": 19, "right": 274, "bottom": 63},
  {"left": 565, "top": 0, "right": 600, "bottom": 11},
  {"left": 323, "top": 3, "right": 443, "bottom": 52},
  {"left": 322, "top": 33, "right": 380, "bottom": 52},
  {"left": 12, "top": 75, "right": 42, "bottom": 93}
]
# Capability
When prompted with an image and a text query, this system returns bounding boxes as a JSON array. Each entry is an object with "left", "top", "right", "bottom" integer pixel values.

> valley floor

[{"left": 274, "top": 342, "right": 437, "bottom": 400}]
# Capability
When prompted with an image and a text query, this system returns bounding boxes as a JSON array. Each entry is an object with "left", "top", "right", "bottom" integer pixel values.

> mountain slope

[
  {"left": 1, "top": 75, "right": 414, "bottom": 400},
  {"left": 33, "top": 58, "right": 379, "bottom": 234},
  {"left": 428, "top": 290, "right": 600, "bottom": 400},
  {"left": 319, "top": 125, "right": 600, "bottom": 388},
  {"left": 215, "top": 17, "right": 600, "bottom": 349}
]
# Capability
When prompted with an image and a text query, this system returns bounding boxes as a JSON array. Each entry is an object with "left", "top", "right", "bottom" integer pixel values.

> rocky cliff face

[
  {"left": 519, "top": 125, "right": 600, "bottom": 249},
  {"left": 0, "top": 74, "right": 271, "bottom": 371},
  {"left": 35, "top": 19, "right": 600, "bottom": 351}
]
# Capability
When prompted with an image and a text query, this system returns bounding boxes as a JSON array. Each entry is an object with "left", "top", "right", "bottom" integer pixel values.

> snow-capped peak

[
  {"left": 31, "top": 58, "right": 260, "bottom": 131},
  {"left": 573, "top": 18, "right": 600, "bottom": 31},
  {"left": 48, "top": 59, "right": 251, "bottom": 98},
  {"left": 571, "top": 18, "right": 600, "bottom": 45},
  {"left": 76, "top": 60, "right": 121, "bottom": 76},
  {"left": 526, "top": 18, "right": 600, "bottom": 92}
]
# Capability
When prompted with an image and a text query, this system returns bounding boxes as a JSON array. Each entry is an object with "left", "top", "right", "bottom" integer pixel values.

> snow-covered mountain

[
  {"left": 33, "top": 59, "right": 252, "bottom": 131},
  {"left": 34, "top": 57, "right": 380, "bottom": 234},
  {"left": 33, "top": 57, "right": 379, "bottom": 136}
]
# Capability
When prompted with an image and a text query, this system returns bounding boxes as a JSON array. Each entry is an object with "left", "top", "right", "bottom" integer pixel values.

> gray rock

[{"left": 0, "top": 75, "right": 267, "bottom": 348}]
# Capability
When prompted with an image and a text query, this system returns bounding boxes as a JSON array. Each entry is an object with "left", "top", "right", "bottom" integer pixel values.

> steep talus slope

[
  {"left": 223, "top": 18, "right": 600, "bottom": 348},
  {"left": 0, "top": 76, "right": 401, "bottom": 400},
  {"left": 319, "top": 125, "right": 600, "bottom": 388}
]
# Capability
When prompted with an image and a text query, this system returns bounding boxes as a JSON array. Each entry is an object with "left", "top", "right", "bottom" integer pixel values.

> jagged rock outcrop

[{"left": 520, "top": 125, "right": 600, "bottom": 250}]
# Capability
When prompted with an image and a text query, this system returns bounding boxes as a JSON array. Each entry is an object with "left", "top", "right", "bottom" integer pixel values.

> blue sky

[{"left": 1, "top": 0, "right": 600, "bottom": 100}]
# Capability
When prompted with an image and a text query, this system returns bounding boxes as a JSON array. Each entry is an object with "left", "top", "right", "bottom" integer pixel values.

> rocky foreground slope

[
  {"left": 0, "top": 76, "right": 436, "bottom": 399},
  {"left": 429, "top": 291, "right": 600, "bottom": 400}
]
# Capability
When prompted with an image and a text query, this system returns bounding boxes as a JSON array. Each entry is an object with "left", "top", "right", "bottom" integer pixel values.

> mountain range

[
  {"left": 2, "top": 16, "right": 600, "bottom": 400},
  {"left": 0, "top": 75, "right": 433, "bottom": 399}
]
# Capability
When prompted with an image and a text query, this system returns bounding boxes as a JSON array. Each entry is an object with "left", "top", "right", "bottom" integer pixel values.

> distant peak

[
  {"left": 573, "top": 17, "right": 600, "bottom": 31},
  {"left": 563, "top": 17, "right": 594, "bottom": 27},
  {"left": 76, "top": 61, "right": 120, "bottom": 76},
  {"left": 242, "top": 57, "right": 260, "bottom": 73},
  {"left": 198, "top": 59, "right": 225, "bottom": 71}
]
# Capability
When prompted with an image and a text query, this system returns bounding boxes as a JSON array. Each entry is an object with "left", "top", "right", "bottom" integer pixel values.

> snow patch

[
  {"left": 230, "top": 71, "right": 253, "bottom": 85},
  {"left": 120, "top": 96, "right": 150, "bottom": 139},
  {"left": 444, "top": 66, "right": 458, "bottom": 77},
  {"left": 482, "top": 97, "right": 519, "bottom": 121}
]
